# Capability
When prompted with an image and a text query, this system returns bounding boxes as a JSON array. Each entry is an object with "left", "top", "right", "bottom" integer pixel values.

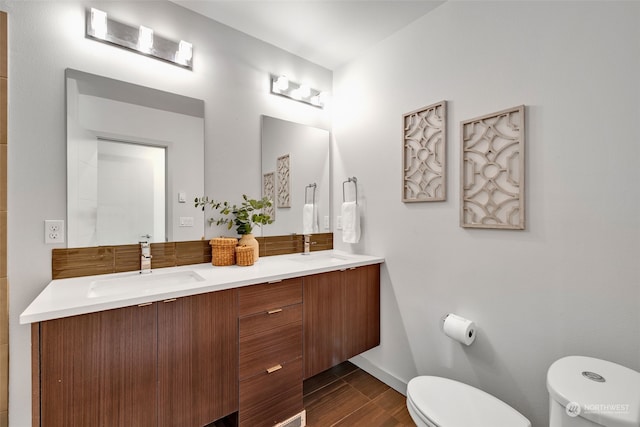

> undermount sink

[
  {"left": 286, "top": 252, "right": 352, "bottom": 263},
  {"left": 87, "top": 270, "right": 205, "bottom": 298}
]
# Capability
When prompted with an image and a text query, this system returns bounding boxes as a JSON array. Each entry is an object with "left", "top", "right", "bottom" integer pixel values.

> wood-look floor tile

[
  {"left": 305, "top": 381, "right": 369, "bottom": 427},
  {"left": 333, "top": 401, "right": 402, "bottom": 427},
  {"left": 343, "top": 368, "right": 390, "bottom": 400},
  {"left": 373, "top": 388, "right": 414, "bottom": 425},
  {"left": 303, "top": 367, "right": 341, "bottom": 396},
  {"left": 304, "top": 377, "right": 347, "bottom": 407},
  {"left": 327, "top": 360, "right": 359, "bottom": 378},
  {"left": 303, "top": 365, "right": 416, "bottom": 426}
]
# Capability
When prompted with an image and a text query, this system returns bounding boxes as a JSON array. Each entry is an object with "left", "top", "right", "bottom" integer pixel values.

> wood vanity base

[{"left": 31, "top": 264, "right": 380, "bottom": 427}]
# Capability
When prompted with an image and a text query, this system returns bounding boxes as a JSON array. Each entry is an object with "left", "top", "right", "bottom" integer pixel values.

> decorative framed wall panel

[
  {"left": 460, "top": 105, "right": 525, "bottom": 229},
  {"left": 402, "top": 100, "right": 447, "bottom": 202},
  {"left": 263, "top": 172, "right": 275, "bottom": 220},
  {"left": 277, "top": 154, "right": 290, "bottom": 208}
]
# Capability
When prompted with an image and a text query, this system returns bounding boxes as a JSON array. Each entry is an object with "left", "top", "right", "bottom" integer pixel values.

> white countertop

[{"left": 20, "top": 250, "right": 384, "bottom": 324}]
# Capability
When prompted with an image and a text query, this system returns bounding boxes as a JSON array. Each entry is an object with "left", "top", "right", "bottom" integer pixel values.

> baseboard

[{"left": 349, "top": 355, "right": 409, "bottom": 396}]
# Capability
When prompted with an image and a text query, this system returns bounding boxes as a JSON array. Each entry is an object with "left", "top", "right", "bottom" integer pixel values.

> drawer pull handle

[
  {"left": 163, "top": 298, "right": 177, "bottom": 303},
  {"left": 266, "top": 364, "right": 283, "bottom": 374},
  {"left": 138, "top": 302, "right": 153, "bottom": 307},
  {"left": 268, "top": 279, "right": 283, "bottom": 284},
  {"left": 267, "top": 308, "right": 283, "bottom": 315}
]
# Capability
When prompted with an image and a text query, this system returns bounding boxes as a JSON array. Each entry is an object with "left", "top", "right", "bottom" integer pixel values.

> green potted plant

[{"left": 195, "top": 195, "right": 274, "bottom": 260}]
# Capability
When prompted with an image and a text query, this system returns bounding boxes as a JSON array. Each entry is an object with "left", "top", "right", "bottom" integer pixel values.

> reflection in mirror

[
  {"left": 261, "top": 116, "right": 330, "bottom": 236},
  {"left": 66, "top": 69, "right": 205, "bottom": 247}
]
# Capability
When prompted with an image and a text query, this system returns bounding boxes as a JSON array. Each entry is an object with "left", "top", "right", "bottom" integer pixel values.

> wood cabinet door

[
  {"left": 39, "top": 304, "right": 158, "bottom": 427},
  {"left": 157, "top": 289, "right": 238, "bottom": 427},
  {"left": 303, "top": 270, "right": 343, "bottom": 379},
  {"left": 342, "top": 264, "right": 381, "bottom": 360}
]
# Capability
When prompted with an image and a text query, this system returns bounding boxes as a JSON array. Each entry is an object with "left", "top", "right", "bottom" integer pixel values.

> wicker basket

[
  {"left": 235, "top": 245, "right": 255, "bottom": 266},
  {"left": 210, "top": 237, "right": 238, "bottom": 266}
]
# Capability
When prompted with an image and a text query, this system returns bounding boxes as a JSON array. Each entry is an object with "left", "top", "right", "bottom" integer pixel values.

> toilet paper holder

[
  {"left": 440, "top": 313, "right": 477, "bottom": 345},
  {"left": 439, "top": 314, "right": 449, "bottom": 331}
]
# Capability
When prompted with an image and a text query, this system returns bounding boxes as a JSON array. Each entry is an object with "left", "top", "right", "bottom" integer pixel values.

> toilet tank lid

[
  {"left": 407, "top": 376, "right": 531, "bottom": 427},
  {"left": 547, "top": 356, "right": 640, "bottom": 427}
]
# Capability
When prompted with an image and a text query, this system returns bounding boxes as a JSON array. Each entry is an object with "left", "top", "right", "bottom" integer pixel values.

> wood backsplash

[{"left": 52, "top": 233, "right": 333, "bottom": 280}]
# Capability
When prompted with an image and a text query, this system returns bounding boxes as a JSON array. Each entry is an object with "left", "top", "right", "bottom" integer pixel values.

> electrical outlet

[
  {"left": 336, "top": 216, "right": 343, "bottom": 230},
  {"left": 45, "top": 220, "right": 65, "bottom": 244},
  {"left": 324, "top": 215, "right": 330, "bottom": 230}
]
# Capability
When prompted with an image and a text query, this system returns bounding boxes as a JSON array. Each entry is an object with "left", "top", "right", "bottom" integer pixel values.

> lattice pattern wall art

[
  {"left": 263, "top": 172, "right": 276, "bottom": 220},
  {"left": 460, "top": 105, "right": 525, "bottom": 229},
  {"left": 277, "top": 154, "right": 291, "bottom": 208},
  {"left": 403, "top": 101, "right": 447, "bottom": 202}
]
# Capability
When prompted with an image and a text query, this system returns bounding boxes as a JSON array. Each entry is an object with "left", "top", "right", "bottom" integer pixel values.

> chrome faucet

[
  {"left": 302, "top": 234, "right": 316, "bottom": 255},
  {"left": 140, "top": 241, "right": 152, "bottom": 274}
]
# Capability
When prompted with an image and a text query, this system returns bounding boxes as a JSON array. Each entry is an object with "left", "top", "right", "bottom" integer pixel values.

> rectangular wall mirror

[
  {"left": 66, "top": 69, "right": 205, "bottom": 247},
  {"left": 261, "top": 116, "right": 330, "bottom": 236}
]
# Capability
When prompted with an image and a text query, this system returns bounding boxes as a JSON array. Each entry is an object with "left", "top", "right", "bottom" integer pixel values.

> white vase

[{"left": 238, "top": 233, "right": 259, "bottom": 261}]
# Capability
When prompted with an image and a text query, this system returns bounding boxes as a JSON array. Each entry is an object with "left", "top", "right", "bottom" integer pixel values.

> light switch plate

[{"left": 179, "top": 216, "right": 194, "bottom": 227}]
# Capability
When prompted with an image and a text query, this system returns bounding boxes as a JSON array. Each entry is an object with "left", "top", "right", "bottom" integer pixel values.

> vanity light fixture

[
  {"left": 138, "top": 26, "right": 154, "bottom": 53},
  {"left": 85, "top": 8, "right": 194, "bottom": 70},
  {"left": 270, "top": 74, "right": 326, "bottom": 108}
]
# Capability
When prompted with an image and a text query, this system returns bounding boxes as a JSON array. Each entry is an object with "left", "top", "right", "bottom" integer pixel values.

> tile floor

[
  {"left": 212, "top": 361, "right": 415, "bottom": 427},
  {"left": 303, "top": 361, "right": 415, "bottom": 427}
]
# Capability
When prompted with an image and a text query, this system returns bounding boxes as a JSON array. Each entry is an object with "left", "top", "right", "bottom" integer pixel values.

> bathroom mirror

[
  {"left": 261, "top": 116, "right": 330, "bottom": 236},
  {"left": 66, "top": 69, "right": 205, "bottom": 247}
]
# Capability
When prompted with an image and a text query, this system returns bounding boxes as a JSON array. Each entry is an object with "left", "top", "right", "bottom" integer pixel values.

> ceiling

[{"left": 171, "top": 0, "right": 444, "bottom": 70}]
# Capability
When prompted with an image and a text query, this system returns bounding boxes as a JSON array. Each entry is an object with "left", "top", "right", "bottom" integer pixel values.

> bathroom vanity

[{"left": 22, "top": 251, "right": 383, "bottom": 427}]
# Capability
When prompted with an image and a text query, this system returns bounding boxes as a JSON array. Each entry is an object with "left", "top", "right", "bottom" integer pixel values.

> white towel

[
  {"left": 341, "top": 201, "right": 360, "bottom": 243},
  {"left": 302, "top": 203, "right": 315, "bottom": 234}
]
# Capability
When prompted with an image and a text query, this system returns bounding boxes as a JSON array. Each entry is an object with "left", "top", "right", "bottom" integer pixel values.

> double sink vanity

[
  {"left": 21, "top": 250, "right": 383, "bottom": 427},
  {"left": 37, "top": 68, "right": 364, "bottom": 426}
]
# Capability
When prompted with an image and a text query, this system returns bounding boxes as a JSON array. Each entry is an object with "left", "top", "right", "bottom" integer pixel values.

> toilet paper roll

[{"left": 443, "top": 314, "right": 476, "bottom": 346}]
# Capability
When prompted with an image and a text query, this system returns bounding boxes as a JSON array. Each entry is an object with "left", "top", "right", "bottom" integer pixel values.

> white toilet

[
  {"left": 547, "top": 355, "right": 640, "bottom": 426},
  {"left": 406, "top": 376, "right": 531, "bottom": 427}
]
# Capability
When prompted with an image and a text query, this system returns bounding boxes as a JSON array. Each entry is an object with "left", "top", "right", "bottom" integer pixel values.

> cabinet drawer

[
  {"left": 239, "top": 321, "right": 302, "bottom": 380},
  {"left": 239, "top": 303, "right": 302, "bottom": 339},
  {"left": 239, "top": 357, "right": 303, "bottom": 427},
  {"left": 238, "top": 278, "right": 302, "bottom": 316}
]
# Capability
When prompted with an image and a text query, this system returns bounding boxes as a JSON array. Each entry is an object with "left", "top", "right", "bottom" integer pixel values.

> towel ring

[
  {"left": 342, "top": 177, "right": 358, "bottom": 204},
  {"left": 305, "top": 183, "right": 316, "bottom": 205}
]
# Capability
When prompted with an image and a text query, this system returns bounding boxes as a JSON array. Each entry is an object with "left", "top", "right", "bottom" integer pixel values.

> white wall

[
  {"left": 2, "top": 1, "right": 331, "bottom": 425},
  {"left": 334, "top": 2, "right": 640, "bottom": 426}
]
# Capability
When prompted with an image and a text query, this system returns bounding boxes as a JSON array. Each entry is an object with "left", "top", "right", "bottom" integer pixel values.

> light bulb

[
  {"left": 90, "top": 8, "right": 107, "bottom": 40},
  {"left": 276, "top": 75, "right": 289, "bottom": 91},
  {"left": 299, "top": 85, "right": 311, "bottom": 98},
  {"left": 138, "top": 26, "right": 153, "bottom": 53},
  {"left": 290, "top": 88, "right": 302, "bottom": 100},
  {"left": 176, "top": 40, "right": 193, "bottom": 65}
]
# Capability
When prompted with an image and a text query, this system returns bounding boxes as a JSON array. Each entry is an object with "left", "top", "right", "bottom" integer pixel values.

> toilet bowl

[
  {"left": 547, "top": 355, "right": 640, "bottom": 427},
  {"left": 406, "top": 376, "right": 531, "bottom": 427}
]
